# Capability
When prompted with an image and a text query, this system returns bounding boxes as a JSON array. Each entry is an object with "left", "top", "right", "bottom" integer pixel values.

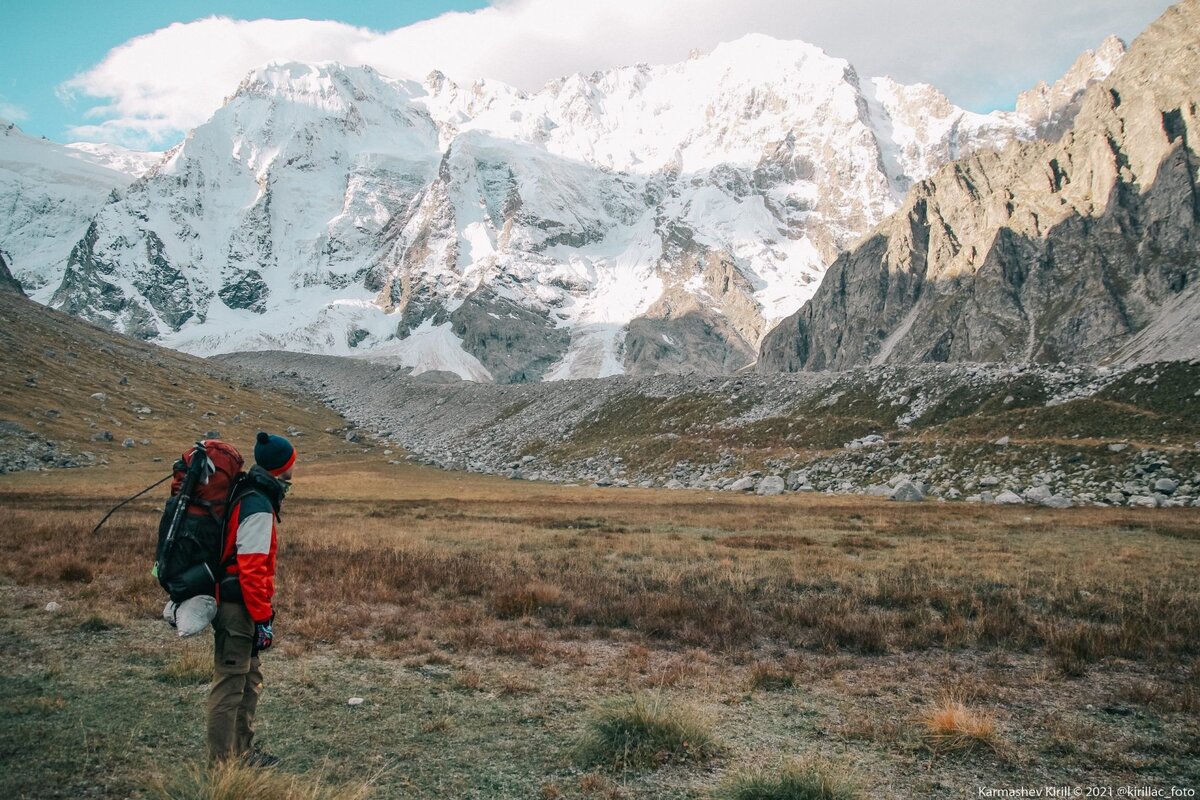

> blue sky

[{"left": 0, "top": 0, "right": 1174, "bottom": 149}]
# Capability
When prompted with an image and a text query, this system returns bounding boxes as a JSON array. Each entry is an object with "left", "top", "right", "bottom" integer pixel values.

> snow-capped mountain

[
  {"left": 18, "top": 35, "right": 1123, "bottom": 381},
  {"left": 0, "top": 120, "right": 156, "bottom": 299}
]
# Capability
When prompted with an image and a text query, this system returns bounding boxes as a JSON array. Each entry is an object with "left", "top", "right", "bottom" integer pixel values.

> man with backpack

[{"left": 206, "top": 431, "right": 296, "bottom": 766}]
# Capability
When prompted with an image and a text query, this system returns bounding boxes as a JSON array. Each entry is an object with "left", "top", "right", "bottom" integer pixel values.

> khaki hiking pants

[{"left": 206, "top": 600, "right": 263, "bottom": 762}]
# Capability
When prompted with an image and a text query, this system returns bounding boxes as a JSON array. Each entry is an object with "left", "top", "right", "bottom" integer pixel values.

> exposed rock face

[
  {"left": 760, "top": 1, "right": 1200, "bottom": 373},
  {"left": 439, "top": 287, "right": 570, "bottom": 384},
  {"left": 1016, "top": 35, "right": 1128, "bottom": 140},
  {"left": 0, "top": 252, "right": 24, "bottom": 295},
  {"left": 0, "top": 121, "right": 144, "bottom": 299}
]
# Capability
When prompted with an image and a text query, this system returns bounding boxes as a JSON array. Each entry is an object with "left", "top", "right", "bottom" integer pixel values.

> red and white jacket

[{"left": 220, "top": 474, "right": 280, "bottom": 623}]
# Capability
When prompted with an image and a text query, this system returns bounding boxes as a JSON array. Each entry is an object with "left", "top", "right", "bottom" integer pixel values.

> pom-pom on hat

[{"left": 254, "top": 431, "right": 296, "bottom": 476}]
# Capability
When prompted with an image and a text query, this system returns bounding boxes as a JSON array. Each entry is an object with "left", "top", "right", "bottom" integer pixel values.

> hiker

[{"left": 206, "top": 431, "right": 296, "bottom": 766}]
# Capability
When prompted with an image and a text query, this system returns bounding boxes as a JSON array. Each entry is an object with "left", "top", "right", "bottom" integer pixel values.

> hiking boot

[{"left": 243, "top": 749, "right": 281, "bottom": 768}]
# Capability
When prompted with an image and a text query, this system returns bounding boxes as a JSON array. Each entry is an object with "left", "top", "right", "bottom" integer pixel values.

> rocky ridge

[
  {"left": 759, "top": 0, "right": 1200, "bottom": 372},
  {"left": 222, "top": 350, "right": 1200, "bottom": 508}
]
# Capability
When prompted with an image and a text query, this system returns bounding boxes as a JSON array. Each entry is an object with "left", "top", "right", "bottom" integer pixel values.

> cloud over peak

[{"left": 59, "top": 0, "right": 1172, "bottom": 148}]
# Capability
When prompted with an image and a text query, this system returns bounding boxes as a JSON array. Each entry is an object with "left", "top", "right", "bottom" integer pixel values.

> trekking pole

[{"left": 91, "top": 474, "right": 172, "bottom": 534}]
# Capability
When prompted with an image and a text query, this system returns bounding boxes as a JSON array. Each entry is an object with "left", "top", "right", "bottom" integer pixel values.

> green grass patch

[
  {"left": 714, "top": 759, "right": 863, "bottom": 800},
  {"left": 577, "top": 694, "right": 719, "bottom": 771}
]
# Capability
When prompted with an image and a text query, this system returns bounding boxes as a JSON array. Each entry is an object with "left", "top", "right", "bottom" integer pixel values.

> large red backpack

[{"left": 155, "top": 440, "right": 246, "bottom": 602}]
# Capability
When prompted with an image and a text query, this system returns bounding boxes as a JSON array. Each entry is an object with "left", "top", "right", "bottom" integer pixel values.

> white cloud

[
  {"left": 60, "top": 0, "right": 1174, "bottom": 147},
  {"left": 60, "top": 17, "right": 375, "bottom": 147},
  {"left": 0, "top": 96, "right": 29, "bottom": 123}
]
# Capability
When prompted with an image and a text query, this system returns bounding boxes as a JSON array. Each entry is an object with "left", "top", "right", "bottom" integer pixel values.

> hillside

[
  {"left": 759, "top": 0, "right": 1200, "bottom": 371},
  {"left": 223, "top": 349, "right": 1200, "bottom": 509},
  {"left": 0, "top": 287, "right": 358, "bottom": 474}
]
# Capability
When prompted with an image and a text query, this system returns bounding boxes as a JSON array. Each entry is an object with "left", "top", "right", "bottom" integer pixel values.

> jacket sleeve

[{"left": 234, "top": 500, "right": 276, "bottom": 623}]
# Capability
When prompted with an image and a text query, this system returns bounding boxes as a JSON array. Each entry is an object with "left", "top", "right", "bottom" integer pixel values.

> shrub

[
  {"left": 716, "top": 759, "right": 863, "bottom": 800},
  {"left": 919, "top": 694, "right": 999, "bottom": 753},
  {"left": 577, "top": 694, "right": 718, "bottom": 771}
]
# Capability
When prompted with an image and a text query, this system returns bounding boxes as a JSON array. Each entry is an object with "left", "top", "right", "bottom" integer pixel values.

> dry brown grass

[
  {"left": 749, "top": 661, "right": 796, "bottom": 691},
  {"left": 3, "top": 456, "right": 1200, "bottom": 797},
  {"left": 2, "top": 456, "right": 1199, "bottom": 684},
  {"left": 147, "top": 759, "right": 373, "bottom": 800},
  {"left": 161, "top": 643, "right": 214, "bottom": 686},
  {"left": 0, "top": 291, "right": 356, "bottom": 473},
  {"left": 919, "top": 693, "right": 1000, "bottom": 754}
]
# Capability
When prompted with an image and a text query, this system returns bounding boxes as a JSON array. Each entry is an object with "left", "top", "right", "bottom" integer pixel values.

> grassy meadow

[{"left": 1, "top": 454, "right": 1198, "bottom": 798}]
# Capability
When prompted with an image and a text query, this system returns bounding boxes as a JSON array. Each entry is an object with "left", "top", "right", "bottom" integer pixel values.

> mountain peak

[
  {"left": 1015, "top": 34, "right": 1126, "bottom": 134},
  {"left": 231, "top": 60, "right": 419, "bottom": 105},
  {"left": 705, "top": 33, "right": 837, "bottom": 71}
]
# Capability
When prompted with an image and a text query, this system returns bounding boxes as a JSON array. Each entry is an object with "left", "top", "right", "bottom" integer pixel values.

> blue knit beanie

[{"left": 254, "top": 431, "right": 296, "bottom": 476}]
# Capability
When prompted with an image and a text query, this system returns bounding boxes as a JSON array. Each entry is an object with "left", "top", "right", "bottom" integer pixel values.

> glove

[{"left": 253, "top": 619, "right": 274, "bottom": 653}]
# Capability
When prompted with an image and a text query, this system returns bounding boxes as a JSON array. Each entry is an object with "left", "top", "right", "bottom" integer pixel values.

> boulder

[
  {"left": 1154, "top": 478, "right": 1179, "bottom": 495},
  {"left": 1041, "top": 495, "right": 1073, "bottom": 509},
  {"left": 1024, "top": 485, "right": 1052, "bottom": 503},
  {"left": 756, "top": 476, "right": 786, "bottom": 496},
  {"left": 729, "top": 477, "right": 756, "bottom": 492},
  {"left": 890, "top": 480, "right": 925, "bottom": 502},
  {"left": 994, "top": 490, "right": 1025, "bottom": 505}
]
